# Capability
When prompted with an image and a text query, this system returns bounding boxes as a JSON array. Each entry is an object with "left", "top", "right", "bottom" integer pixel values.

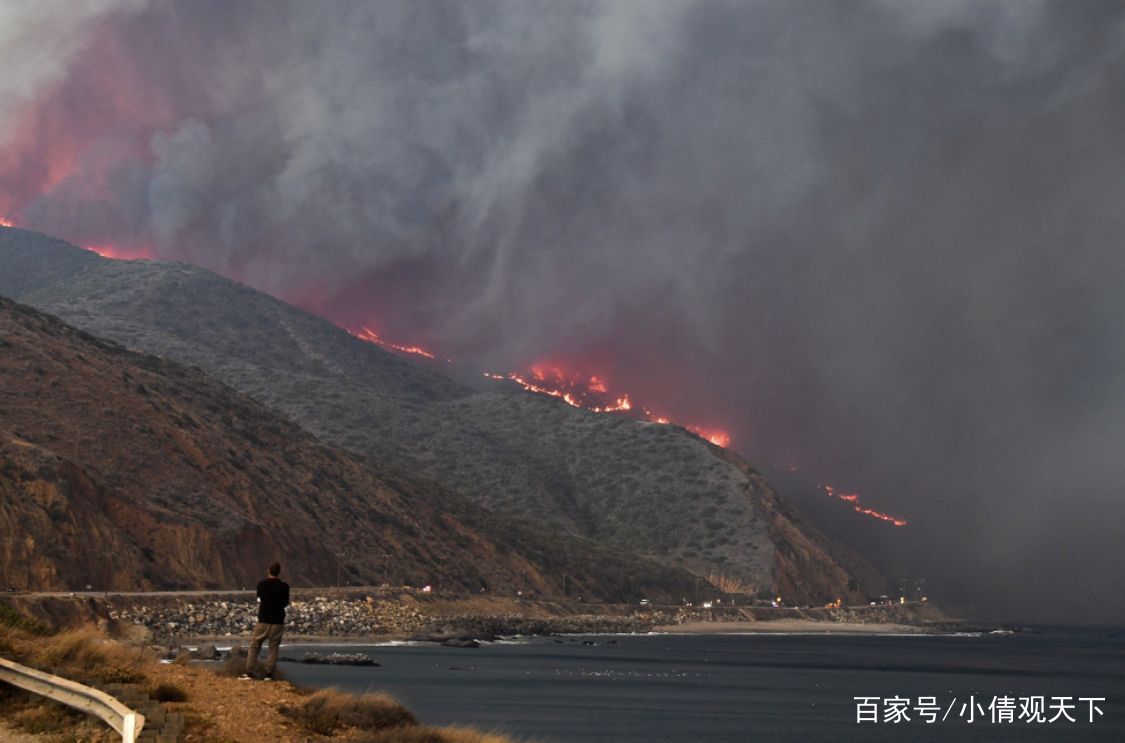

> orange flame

[
  {"left": 352, "top": 326, "right": 451, "bottom": 362},
  {"left": 0, "top": 215, "right": 151, "bottom": 260},
  {"left": 503, "top": 372, "right": 583, "bottom": 407},
  {"left": 689, "top": 427, "right": 731, "bottom": 448},
  {"left": 487, "top": 364, "right": 732, "bottom": 449},
  {"left": 591, "top": 395, "right": 632, "bottom": 413},
  {"left": 822, "top": 484, "right": 907, "bottom": 526},
  {"left": 83, "top": 244, "right": 153, "bottom": 261}
]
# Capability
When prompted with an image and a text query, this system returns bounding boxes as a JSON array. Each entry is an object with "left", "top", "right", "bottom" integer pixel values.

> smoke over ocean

[{"left": 3, "top": 0, "right": 1124, "bottom": 622}]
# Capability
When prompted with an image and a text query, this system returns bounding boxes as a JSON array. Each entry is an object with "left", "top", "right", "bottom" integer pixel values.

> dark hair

[{"left": 268, "top": 562, "right": 281, "bottom": 577}]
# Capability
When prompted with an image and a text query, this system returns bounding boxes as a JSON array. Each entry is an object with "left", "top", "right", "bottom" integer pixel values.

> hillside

[
  {"left": 0, "top": 226, "right": 885, "bottom": 603},
  {"left": 0, "top": 294, "right": 703, "bottom": 599}
]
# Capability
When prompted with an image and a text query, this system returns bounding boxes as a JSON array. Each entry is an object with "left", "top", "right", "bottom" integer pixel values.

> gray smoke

[{"left": 5, "top": 0, "right": 1125, "bottom": 622}]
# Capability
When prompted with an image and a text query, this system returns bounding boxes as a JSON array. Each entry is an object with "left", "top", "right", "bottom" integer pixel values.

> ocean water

[{"left": 280, "top": 628, "right": 1122, "bottom": 742}]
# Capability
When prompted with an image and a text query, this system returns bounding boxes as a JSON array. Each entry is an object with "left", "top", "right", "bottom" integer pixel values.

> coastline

[
  {"left": 8, "top": 589, "right": 968, "bottom": 648},
  {"left": 653, "top": 619, "right": 932, "bottom": 635},
  {"left": 173, "top": 619, "right": 946, "bottom": 647}
]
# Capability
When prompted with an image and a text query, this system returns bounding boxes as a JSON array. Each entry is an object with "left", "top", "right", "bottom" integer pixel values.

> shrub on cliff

[
  {"left": 32, "top": 628, "right": 148, "bottom": 683},
  {"left": 150, "top": 682, "right": 188, "bottom": 702},
  {"left": 357, "top": 725, "right": 514, "bottom": 743},
  {"left": 0, "top": 601, "right": 50, "bottom": 635},
  {"left": 283, "top": 688, "right": 417, "bottom": 735}
]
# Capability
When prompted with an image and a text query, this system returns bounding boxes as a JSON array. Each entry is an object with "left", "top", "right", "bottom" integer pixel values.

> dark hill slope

[
  {"left": 0, "top": 295, "right": 698, "bottom": 598},
  {"left": 0, "top": 227, "right": 884, "bottom": 602}
]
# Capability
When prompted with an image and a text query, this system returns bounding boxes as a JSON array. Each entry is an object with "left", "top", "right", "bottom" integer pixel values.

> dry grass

[
  {"left": 358, "top": 725, "right": 518, "bottom": 743},
  {"left": 0, "top": 692, "right": 116, "bottom": 742},
  {"left": 0, "top": 621, "right": 148, "bottom": 684},
  {"left": 285, "top": 689, "right": 518, "bottom": 742},
  {"left": 150, "top": 682, "right": 188, "bottom": 702},
  {"left": 0, "top": 601, "right": 50, "bottom": 635},
  {"left": 10, "top": 702, "right": 76, "bottom": 734},
  {"left": 283, "top": 688, "right": 417, "bottom": 735},
  {"left": 30, "top": 627, "right": 149, "bottom": 683}
]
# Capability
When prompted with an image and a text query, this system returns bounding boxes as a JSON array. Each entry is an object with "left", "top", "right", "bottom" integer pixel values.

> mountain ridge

[
  {"left": 0, "top": 293, "right": 701, "bottom": 599},
  {"left": 1, "top": 226, "right": 886, "bottom": 603}
]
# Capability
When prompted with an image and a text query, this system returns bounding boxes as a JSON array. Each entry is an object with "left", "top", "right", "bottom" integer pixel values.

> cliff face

[
  {"left": 0, "top": 296, "right": 700, "bottom": 599},
  {"left": 1, "top": 226, "right": 885, "bottom": 603}
]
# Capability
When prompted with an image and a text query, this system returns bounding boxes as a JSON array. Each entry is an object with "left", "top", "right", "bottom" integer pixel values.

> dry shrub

[
  {"left": 285, "top": 688, "right": 417, "bottom": 735},
  {"left": 12, "top": 703, "right": 73, "bottom": 734},
  {"left": 436, "top": 727, "right": 519, "bottom": 743},
  {"left": 0, "top": 601, "right": 51, "bottom": 635},
  {"left": 5, "top": 699, "right": 114, "bottom": 740},
  {"left": 34, "top": 628, "right": 107, "bottom": 667},
  {"left": 150, "top": 682, "right": 188, "bottom": 703},
  {"left": 218, "top": 648, "right": 248, "bottom": 677},
  {"left": 32, "top": 627, "right": 148, "bottom": 683},
  {"left": 182, "top": 711, "right": 217, "bottom": 739},
  {"left": 358, "top": 726, "right": 516, "bottom": 743}
]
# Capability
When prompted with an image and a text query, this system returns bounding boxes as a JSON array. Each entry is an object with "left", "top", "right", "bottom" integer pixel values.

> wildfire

[
  {"left": 822, "top": 484, "right": 907, "bottom": 527},
  {"left": 504, "top": 371, "right": 583, "bottom": 407},
  {"left": 0, "top": 215, "right": 149, "bottom": 259},
  {"left": 83, "top": 244, "right": 153, "bottom": 261},
  {"left": 485, "top": 364, "right": 732, "bottom": 448},
  {"left": 591, "top": 395, "right": 632, "bottom": 413},
  {"left": 689, "top": 427, "right": 731, "bottom": 448},
  {"left": 1, "top": 208, "right": 908, "bottom": 527},
  {"left": 352, "top": 326, "right": 450, "bottom": 362}
]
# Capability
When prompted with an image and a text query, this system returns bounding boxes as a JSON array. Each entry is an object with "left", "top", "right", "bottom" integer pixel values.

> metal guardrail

[{"left": 0, "top": 657, "right": 145, "bottom": 742}]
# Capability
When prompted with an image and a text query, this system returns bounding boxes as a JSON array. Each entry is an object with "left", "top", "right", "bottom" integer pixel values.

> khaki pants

[{"left": 246, "top": 622, "right": 284, "bottom": 674}]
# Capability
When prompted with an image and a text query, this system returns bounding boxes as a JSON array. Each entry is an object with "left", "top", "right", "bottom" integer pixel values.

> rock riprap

[{"left": 110, "top": 596, "right": 429, "bottom": 639}]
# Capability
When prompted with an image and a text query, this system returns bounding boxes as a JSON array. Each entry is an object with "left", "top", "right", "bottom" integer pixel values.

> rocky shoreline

[
  {"left": 110, "top": 596, "right": 666, "bottom": 643},
  {"left": 98, "top": 591, "right": 961, "bottom": 647},
  {"left": 109, "top": 595, "right": 433, "bottom": 640}
]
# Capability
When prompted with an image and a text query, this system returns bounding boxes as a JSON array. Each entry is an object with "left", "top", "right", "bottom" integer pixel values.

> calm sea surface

[{"left": 280, "top": 628, "right": 1123, "bottom": 742}]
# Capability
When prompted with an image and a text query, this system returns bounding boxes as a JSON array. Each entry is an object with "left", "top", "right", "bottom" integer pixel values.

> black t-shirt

[{"left": 256, "top": 577, "right": 290, "bottom": 625}]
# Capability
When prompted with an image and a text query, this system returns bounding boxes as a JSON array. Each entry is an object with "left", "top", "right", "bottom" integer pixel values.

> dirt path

[{"left": 149, "top": 663, "right": 313, "bottom": 742}]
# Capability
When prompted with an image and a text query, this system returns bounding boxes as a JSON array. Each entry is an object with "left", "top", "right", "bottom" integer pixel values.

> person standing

[{"left": 241, "top": 562, "right": 289, "bottom": 679}]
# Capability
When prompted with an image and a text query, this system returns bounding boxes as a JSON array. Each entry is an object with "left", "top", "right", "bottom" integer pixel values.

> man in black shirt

[{"left": 241, "top": 561, "right": 289, "bottom": 679}]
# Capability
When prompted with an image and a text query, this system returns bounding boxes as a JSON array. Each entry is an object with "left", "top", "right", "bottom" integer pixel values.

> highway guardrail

[{"left": 0, "top": 656, "right": 144, "bottom": 742}]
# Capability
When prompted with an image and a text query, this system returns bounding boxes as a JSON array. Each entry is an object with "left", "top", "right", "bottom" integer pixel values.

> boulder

[{"left": 441, "top": 637, "right": 480, "bottom": 648}]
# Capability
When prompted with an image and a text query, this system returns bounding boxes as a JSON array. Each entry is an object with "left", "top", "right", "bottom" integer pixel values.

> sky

[{"left": 2, "top": 0, "right": 1124, "bottom": 622}]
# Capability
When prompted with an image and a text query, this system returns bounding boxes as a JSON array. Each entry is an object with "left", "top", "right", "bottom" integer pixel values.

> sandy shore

[{"left": 654, "top": 619, "right": 932, "bottom": 634}]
